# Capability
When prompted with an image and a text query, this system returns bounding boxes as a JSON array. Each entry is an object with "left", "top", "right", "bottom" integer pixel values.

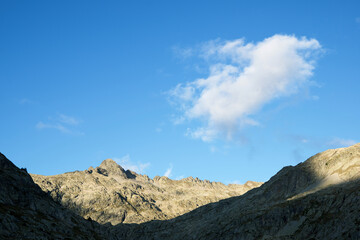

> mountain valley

[{"left": 1, "top": 143, "right": 360, "bottom": 239}]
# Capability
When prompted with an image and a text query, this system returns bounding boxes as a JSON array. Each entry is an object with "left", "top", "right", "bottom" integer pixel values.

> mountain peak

[
  {"left": 96, "top": 158, "right": 127, "bottom": 178},
  {"left": 99, "top": 158, "right": 120, "bottom": 169}
]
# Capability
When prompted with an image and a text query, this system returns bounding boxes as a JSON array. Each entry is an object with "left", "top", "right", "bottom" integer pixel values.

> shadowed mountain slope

[
  {"left": 0, "top": 153, "right": 111, "bottom": 240},
  {"left": 31, "top": 159, "right": 262, "bottom": 225},
  {"left": 113, "top": 143, "right": 360, "bottom": 239}
]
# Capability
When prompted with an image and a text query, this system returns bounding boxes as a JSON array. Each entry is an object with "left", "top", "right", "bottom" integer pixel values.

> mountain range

[
  {"left": 31, "top": 159, "right": 261, "bottom": 225},
  {"left": 1, "top": 143, "right": 360, "bottom": 239}
]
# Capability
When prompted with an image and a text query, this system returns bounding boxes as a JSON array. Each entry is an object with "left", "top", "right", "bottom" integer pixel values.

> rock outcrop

[{"left": 31, "top": 159, "right": 262, "bottom": 225}]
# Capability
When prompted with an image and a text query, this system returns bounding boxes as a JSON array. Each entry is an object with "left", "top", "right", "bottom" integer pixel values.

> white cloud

[
  {"left": 356, "top": 17, "right": 360, "bottom": 24},
  {"left": 185, "top": 127, "right": 217, "bottom": 142},
  {"left": 164, "top": 164, "right": 173, "bottom": 178},
  {"left": 169, "top": 34, "right": 322, "bottom": 141},
  {"left": 114, "top": 155, "right": 150, "bottom": 174},
  {"left": 36, "top": 113, "right": 82, "bottom": 135},
  {"left": 327, "top": 138, "right": 357, "bottom": 148}
]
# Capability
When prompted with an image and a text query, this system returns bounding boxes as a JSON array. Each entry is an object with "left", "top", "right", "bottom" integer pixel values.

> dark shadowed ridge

[{"left": 0, "top": 152, "right": 113, "bottom": 240}]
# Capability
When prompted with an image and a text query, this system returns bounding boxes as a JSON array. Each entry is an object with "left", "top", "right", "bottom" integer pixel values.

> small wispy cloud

[
  {"left": 114, "top": 155, "right": 150, "bottom": 174},
  {"left": 36, "top": 122, "right": 72, "bottom": 134},
  {"left": 58, "top": 114, "right": 80, "bottom": 125},
  {"left": 356, "top": 17, "right": 360, "bottom": 24},
  {"left": 175, "top": 175, "right": 185, "bottom": 180},
  {"left": 36, "top": 113, "right": 83, "bottom": 135},
  {"left": 326, "top": 137, "right": 357, "bottom": 148},
  {"left": 169, "top": 34, "right": 322, "bottom": 142},
  {"left": 284, "top": 134, "right": 357, "bottom": 154},
  {"left": 164, "top": 164, "right": 173, "bottom": 178},
  {"left": 172, "top": 46, "right": 193, "bottom": 59},
  {"left": 210, "top": 146, "right": 217, "bottom": 152},
  {"left": 226, "top": 180, "right": 242, "bottom": 185},
  {"left": 171, "top": 115, "right": 186, "bottom": 125},
  {"left": 285, "top": 134, "right": 310, "bottom": 144}
]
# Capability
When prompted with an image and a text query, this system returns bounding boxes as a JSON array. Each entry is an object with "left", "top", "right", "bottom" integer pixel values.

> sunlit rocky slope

[{"left": 31, "top": 159, "right": 261, "bottom": 225}]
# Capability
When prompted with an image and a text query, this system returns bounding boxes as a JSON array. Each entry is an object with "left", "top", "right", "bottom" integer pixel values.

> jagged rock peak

[
  {"left": 99, "top": 158, "right": 123, "bottom": 169},
  {"left": 181, "top": 176, "right": 208, "bottom": 183},
  {"left": 96, "top": 158, "right": 128, "bottom": 178}
]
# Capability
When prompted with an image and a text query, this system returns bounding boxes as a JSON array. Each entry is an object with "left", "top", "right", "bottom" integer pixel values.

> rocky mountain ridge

[
  {"left": 1, "top": 143, "right": 359, "bottom": 239},
  {"left": 31, "top": 158, "right": 262, "bottom": 225},
  {"left": 114, "top": 143, "right": 360, "bottom": 239}
]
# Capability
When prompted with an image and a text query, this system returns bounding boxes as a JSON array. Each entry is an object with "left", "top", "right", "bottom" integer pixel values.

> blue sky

[{"left": 1, "top": 0, "right": 359, "bottom": 183}]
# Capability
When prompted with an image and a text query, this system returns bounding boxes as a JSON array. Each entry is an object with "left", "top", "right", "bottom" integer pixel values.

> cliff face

[
  {"left": 0, "top": 153, "right": 110, "bottom": 240},
  {"left": 114, "top": 143, "right": 360, "bottom": 239},
  {"left": 31, "top": 159, "right": 262, "bottom": 225}
]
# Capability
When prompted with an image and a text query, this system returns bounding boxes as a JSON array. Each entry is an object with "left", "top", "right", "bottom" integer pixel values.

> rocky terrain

[
  {"left": 31, "top": 159, "right": 261, "bottom": 225},
  {"left": 1, "top": 143, "right": 360, "bottom": 239},
  {"left": 114, "top": 143, "right": 360, "bottom": 239},
  {"left": 0, "top": 153, "right": 110, "bottom": 239}
]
